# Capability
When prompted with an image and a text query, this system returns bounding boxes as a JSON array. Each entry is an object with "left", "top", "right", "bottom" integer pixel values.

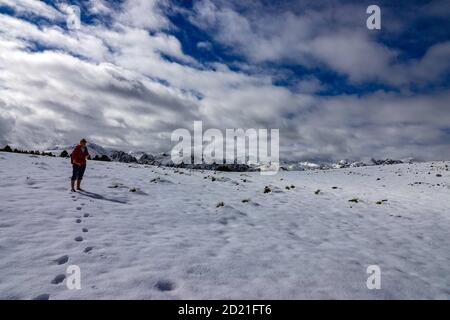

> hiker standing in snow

[{"left": 70, "top": 138, "right": 90, "bottom": 192}]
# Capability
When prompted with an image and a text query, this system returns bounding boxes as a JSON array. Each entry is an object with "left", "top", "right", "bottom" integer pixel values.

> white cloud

[
  {"left": 294, "top": 76, "right": 326, "bottom": 94},
  {"left": 0, "top": 0, "right": 449, "bottom": 162},
  {"left": 189, "top": 0, "right": 450, "bottom": 87},
  {"left": 310, "top": 31, "right": 396, "bottom": 83},
  {"left": 117, "top": 0, "right": 171, "bottom": 30},
  {"left": 197, "top": 41, "right": 212, "bottom": 50},
  {"left": 0, "top": 0, "right": 64, "bottom": 21},
  {"left": 86, "top": 0, "right": 114, "bottom": 16},
  {"left": 0, "top": 13, "right": 109, "bottom": 62}
]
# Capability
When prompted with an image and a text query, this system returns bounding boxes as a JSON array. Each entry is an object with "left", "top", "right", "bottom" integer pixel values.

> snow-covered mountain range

[
  {"left": 44, "top": 143, "right": 413, "bottom": 172},
  {"left": 46, "top": 143, "right": 112, "bottom": 159}
]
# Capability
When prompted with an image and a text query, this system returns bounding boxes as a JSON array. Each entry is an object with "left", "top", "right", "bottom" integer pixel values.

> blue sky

[
  {"left": 167, "top": 0, "right": 450, "bottom": 95},
  {"left": 0, "top": 0, "right": 450, "bottom": 161}
]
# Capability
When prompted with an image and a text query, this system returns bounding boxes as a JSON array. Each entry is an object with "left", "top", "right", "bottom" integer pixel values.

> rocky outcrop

[
  {"left": 110, "top": 151, "right": 137, "bottom": 163},
  {"left": 1, "top": 145, "right": 12, "bottom": 152},
  {"left": 371, "top": 158, "right": 403, "bottom": 165},
  {"left": 93, "top": 154, "right": 111, "bottom": 162}
]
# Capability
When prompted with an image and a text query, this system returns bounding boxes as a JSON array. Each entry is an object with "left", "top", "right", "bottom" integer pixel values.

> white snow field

[{"left": 0, "top": 152, "right": 449, "bottom": 300}]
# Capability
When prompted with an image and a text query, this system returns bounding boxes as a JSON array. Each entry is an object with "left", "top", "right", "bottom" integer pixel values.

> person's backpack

[{"left": 70, "top": 146, "right": 76, "bottom": 164}]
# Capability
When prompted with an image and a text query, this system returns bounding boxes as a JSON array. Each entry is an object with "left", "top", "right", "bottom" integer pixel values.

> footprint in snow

[
  {"left": 54, "top": 255, "right": 69, "bottom": 265},
  {"left": 241, "top": 199, "right": 260, "bottom": 207},
  {"left": 76, "top": 207, "right": 82, "bottom": 210},
  {"left": 82, "top": 228, "right": 88, "bottom": 233},
  {"left": 155, "top": 280, "right": 175, "bottom": 292},
  {"left": 33, "top": 294, "right": 50, "bottom": 300},
  {"left": 74, "top": 236, "right": 83, "bottom": 242},
  {"left": 216, "top": 205, "right": 247, "bottom": 225},
  {"left": 76, "top": 219, "right": 82, "bottom": 223},
  {"left": 83, "top": 213, "right": 90, "bottom": 218},
  {"left": 51, "top": 274, "right": 66, "bottom": 285},
  {"left": 84, "top": 246, "right": 93, "bottom": 253}
]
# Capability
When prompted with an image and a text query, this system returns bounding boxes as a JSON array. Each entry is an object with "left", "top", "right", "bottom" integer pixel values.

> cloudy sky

[{"left": 0, "top": 0, "right": 449, "bottom": 161}]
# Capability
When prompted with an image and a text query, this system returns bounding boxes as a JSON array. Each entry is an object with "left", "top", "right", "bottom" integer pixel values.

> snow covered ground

[{"left": 0, "top": 152, "right": 449, "bottom": 299}]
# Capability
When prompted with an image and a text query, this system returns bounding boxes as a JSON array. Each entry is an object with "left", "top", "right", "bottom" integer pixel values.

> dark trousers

[{"left": 71, "top": 164, "right": 86, "bottom": 181}]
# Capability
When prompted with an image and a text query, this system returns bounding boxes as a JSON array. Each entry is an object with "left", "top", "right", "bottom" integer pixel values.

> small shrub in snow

[
  {"left": 93, "top": 154, "right": 111, "bottom": 162},
  {"left": 1, "top": 145, "right": 12, "bottom": 152},
  {"left": 60, "top": 150, "right": 69, "bottom": 158},
  {"left": 216, "top": 201, "right": 224, "bottom": 208}
]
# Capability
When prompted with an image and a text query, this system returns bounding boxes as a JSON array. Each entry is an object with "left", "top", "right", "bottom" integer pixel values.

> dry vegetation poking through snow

[{"left": 0, "top": 152, "right": 449, "bottom": 299}]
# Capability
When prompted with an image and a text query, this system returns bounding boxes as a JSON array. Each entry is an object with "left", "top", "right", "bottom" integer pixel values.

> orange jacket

[{"left": 71, "top": 145, "right": 90, "bottom": 165}]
